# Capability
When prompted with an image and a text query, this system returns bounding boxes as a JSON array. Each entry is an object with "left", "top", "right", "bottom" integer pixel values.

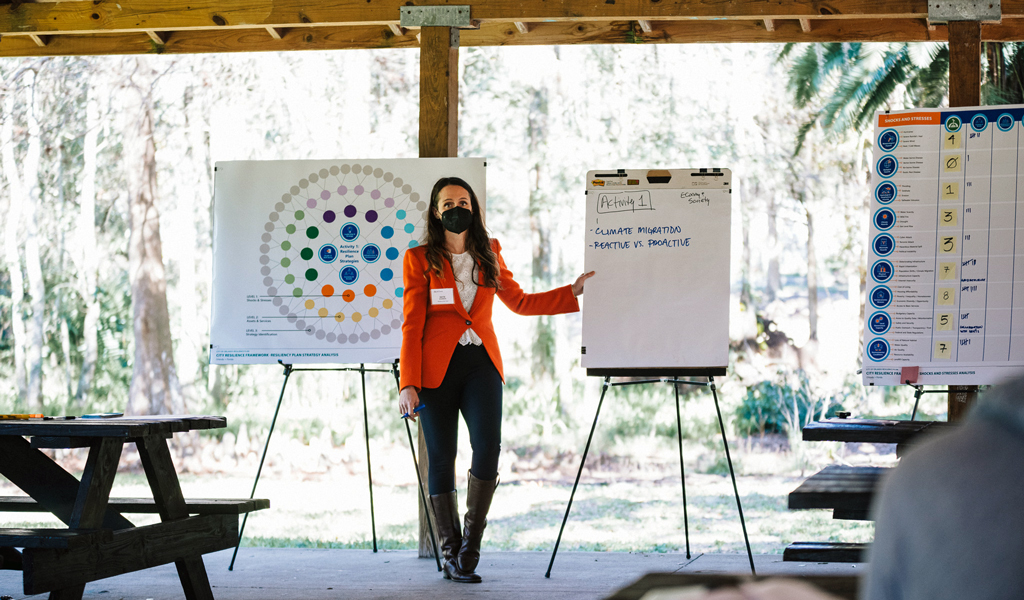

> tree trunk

[
  {"left": 124, "top": 58, "right": 185, "bottom": 417},
  {"left": 23, "top": 71, "right": 45, "bottom": 411},
  {"left": 75, "top": 82, "right": 101, "bottom": 404},
  {"left": 806, "top": 207, "right": 819, "bottom": 342},
  {"left": 766, "top": 192, "right": 781, "bottom": 302},
  {"left": 0, "top": 94, "right": 29, "bottom": 403}
]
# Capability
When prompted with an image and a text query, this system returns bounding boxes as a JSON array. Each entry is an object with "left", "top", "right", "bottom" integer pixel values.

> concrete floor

[{"left": 1, "top": 549, "right": 865, "bottom": 600}]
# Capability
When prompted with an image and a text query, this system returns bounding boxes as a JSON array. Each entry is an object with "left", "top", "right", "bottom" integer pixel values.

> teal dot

[
  {"left": 281, "top": 257, "right": 291, "bottom": 267},
  {"left": 305, "top": 268, "right": 318, "bottom": 281},
  {"left": 294, "top": 210, "right": 305, "bottom": 220},
  {"left": 306, "top": 226, "right": 319, "bottom": 239},
  {"left": 397, "top": 210, "right": 406, "bottom": 220},
  {"left": 404, "top": 223, "right": 415, "bottom": 234},
  {"left": 292, "top": 288, "right": 303, "bottom": 297},
  {"left": 300, "top": 248, "right": 314, "bottom": 261},
  {"left": 285, "top": 274, "right": 295, "bottom": 284},
  {"left": 281, "top": 241, "right": 291, "bottom": 251},
  {"left": 396, "top": 287, "right": 404, "bottom": 297},
  {"left": 408, "top": 240, "right": 419, "bottom": 248},
  {"left": 380, "top": 268, "right": 394, "bottom": 282},
  {"left": 286, "top": 224, "right": 296, "bottom": 234}
]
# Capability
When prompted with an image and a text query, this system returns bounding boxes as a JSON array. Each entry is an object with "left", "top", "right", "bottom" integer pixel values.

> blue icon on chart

[
  {"left": 872, "top": 259, "right": 894, "bottom": 283},
  {"left": 877, "top": 129, "right": 900, "bottom": 152},
  {"left": 339, "top": 265, "right": 359, "bottom": 285},
  {"left": 971, "top": 114, "right": 988, "bottom": 132},
  {"left": 873, "top": 234, "right": 895, "bottom": 256},
  {"left": 875, "top": 181, "right": 896, "bottom": 204},
  {"left": 945, "top": 115, "right": 962, "bottom": 132},
  {"left": 340, "top": 223, "right": 360, "bottom": 242},
  {"left": 361, "top": 244, "right": 381, "bottom": 263},
  {"left": 870, "top": 286, "right": 893, "bottom": 309},
  {"left": 998, "top": 113, "right": 1015, "bottom": 132},
  {"left": 869, "top": 311, "right": 892, "bottom": 335},
  {"left": 874, "top": 208, "right": 896, "bottom": 231},
  {"left": 867, "top": 338, "right": 890, "bottom": 362},
  {"left": 318, "top": 244, "right": 338, "bottom": 263},
  {"left": 877, "top": 155, "right": 898, "bottom": 178}
]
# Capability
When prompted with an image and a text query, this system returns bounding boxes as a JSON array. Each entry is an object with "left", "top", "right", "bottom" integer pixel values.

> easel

[
  {"left": 546, "top": 368, "right": 756, "bottom": 577},
  {"left": 228, "top": 359, "right": 442, "bottom": 572}
]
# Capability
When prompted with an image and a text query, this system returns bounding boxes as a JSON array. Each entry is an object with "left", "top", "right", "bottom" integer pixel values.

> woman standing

[{"left": 398, "top": 176, "right": 593, "bottom": 583}]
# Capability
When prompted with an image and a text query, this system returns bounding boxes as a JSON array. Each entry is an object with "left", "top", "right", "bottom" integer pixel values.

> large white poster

[
  {"left": 863, "top": 105, "right": 1024, "bottom": 385},
  {"left": 581, "top": 169, "right": 732, "bottom": 371},
  {"left": 211, "top": 158, "right": 486, "bottom": 365}
]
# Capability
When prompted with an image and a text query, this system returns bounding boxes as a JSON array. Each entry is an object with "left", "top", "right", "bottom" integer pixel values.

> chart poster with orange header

[
  {"left": 210, "top": 158, "right": 485, "bottom": 365},
  {"left": 863, "top": 105, "right": 1024, "bottom": 385}
]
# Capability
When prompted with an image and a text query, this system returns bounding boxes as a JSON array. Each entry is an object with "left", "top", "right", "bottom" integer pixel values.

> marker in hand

[{"left": 402, "top": 404, "right": 425, "bottom": 419}]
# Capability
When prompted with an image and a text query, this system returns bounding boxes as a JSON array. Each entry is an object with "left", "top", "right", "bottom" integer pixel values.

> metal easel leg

[
  {"left": 673, "top": 381, "right": 691, "bottom": 559},
  {"left": 709, "top": 376, "right": 755, "bottom": 576},
  {"left": 911, "top": 385, "right": 923, "bottom": 421},
  {"left": 230, "top": 361, "right": 293, "bottom": 571},
  {"left": 360, "top": 363, "right": 378, "bottom": 552},
  {"left": 545, "top": 376, "right": 610, "bottom": 578}
]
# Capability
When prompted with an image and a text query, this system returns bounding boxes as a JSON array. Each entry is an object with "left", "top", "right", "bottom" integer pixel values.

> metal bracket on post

[
  {"left": 928, "top": 0, "right": 1001, "bottom": 22},
  {"left": 400, "top": 6, "right": 472, "bottom": 28}
]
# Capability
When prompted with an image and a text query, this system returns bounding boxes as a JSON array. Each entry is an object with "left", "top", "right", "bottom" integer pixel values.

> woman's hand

[
  {"left": 399, "top": 386, "right": 421, "bottom": 421},
  {"left": 572, "top": 271, "right": 596, "bottom": 296}
]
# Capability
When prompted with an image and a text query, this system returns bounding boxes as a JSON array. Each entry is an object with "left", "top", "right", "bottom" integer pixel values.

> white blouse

[{"left": 450, "top": 252, "right": 483, "bottom": 346}]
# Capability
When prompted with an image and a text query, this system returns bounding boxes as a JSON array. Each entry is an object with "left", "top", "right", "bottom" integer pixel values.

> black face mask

[{"left": 440, "top": 206, "right": 473, "bottom": 235}]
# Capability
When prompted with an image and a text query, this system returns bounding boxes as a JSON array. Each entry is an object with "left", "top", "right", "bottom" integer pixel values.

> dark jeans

[{"left": 418, "top": 344, "right": 503, "bottom": 495}]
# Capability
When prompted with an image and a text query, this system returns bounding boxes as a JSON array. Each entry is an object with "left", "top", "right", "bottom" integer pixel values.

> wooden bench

[
  {"left": 788, "top": 464, "right": 887, "bottom": 518},
  {"left": 604, "top": 573, "right": 859, "bottom": 600},
  {"left": 803, "top": 418, "right": 953, "bottom": 456},
  {"left": 783, "top": 541, "right": 868, "bottom": 563},
  {"left": 0, "top": 496, "right": 269, "bottom": 516}
]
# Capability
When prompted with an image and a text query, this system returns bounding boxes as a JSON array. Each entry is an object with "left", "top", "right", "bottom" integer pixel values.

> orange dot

[
  {"left": 342, "top": 290, "right": 355, "bottom": 302},
  {"left": 318, "top": 308, "right": 328, "bottom": 318},
  {"left": 364, "top": 284, "right": 377, "bottom": 297},
  {"left": 321, "top": 285, "right": 335, "bottom": 297}
]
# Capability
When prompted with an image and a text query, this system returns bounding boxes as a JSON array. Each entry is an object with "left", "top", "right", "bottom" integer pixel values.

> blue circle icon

[
  {"left": 380, "top": 268, "right": 394, "bottom": 282},
  {"left": 869, "top": 311, "right": 892, "bottom": 335},
  {"left": 361, "top": 244, "right": 381, "bottom": 263},
  {"left": 873, "top": 234, "right": 895, "bottom": 257},
  {"left": 341, "top": 223, "right": 360, "bottom": 242},
  {"left": 971, "top": 113, "right": 988, "bottom": 132},
  {"left": 870, "top": 285, "right": 893, "bottom": 309},
  {"left": 877, "top": 129, "right": 900, "bottom": 152},
  {"left": 867, "top": 338, "right": 890, "bottom": 362},
  {"left": 339, "top": 265, "right": 359, "bottom": 285},
  {"left": 877, "top": 155, "right": 898, "bottom": 178},
  {"left": 874, "top": 208, "right": 896, "bottom": 231},
  {"left": 998, "top": 113, "right": 1015, "bottom": 132},
  {"left": 318, "top": 244, "right": 338, "bottom": 263},
  {"left": 381, "top": 226, "right": 395, "bottom": 239},
  {"left": 872, "top": 259, "right": 894, "bottom": 283},
  {"left": 875, "top": 181, "right": 896, "bottom": 204},
  {"left": 945, "top": 115, "right": 962, "bottom": 132},
  {"left": 385, "top": 247, "right": 400, "bottom": 261}
]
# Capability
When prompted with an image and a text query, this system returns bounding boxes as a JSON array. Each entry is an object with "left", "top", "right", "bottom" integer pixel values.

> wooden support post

[
  {"left": 416, "top": 25, "right": 459, "bottom": 558},
  {"left": 763, "top": 19, "right": 775, "bottom": 32},
  {"left": 946, "top": 19, "right": 982, "bottom": 421},
  {"left": 799, "top": 18, "right": 812, "bottom": 33}
]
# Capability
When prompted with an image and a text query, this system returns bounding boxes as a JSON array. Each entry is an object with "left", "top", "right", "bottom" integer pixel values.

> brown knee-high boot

[
  {"left": 458, "top": 471, "right": 498, "bottom": 574},
  {"left": 429, "top": 492, "right": 481, "bottom": 583}
]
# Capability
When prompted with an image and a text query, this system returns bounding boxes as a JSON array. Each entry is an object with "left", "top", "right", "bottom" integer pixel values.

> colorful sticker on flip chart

[
  {"left": 940, "top": 209, "right": 958, "bottom": 227},
  {"left": 934, "top": 340, "right": 953, "bottom": 359},
  {"left": 878, "top": 129, "right": 900, "bottom": 152},
  {"left": 939, "top": 262, "right": 957, "bottom": 280},
  {"left": 938, "top": 287, "right": 956, "bottom": 305},
  {"left": 944, "top": 131, "right": 962, "bottom": 149},
  {"left": 942, "top": 181, "right": 960, "bottom": 200},
  {"left": 940, "top": 235, "right": 958, "bottom": 253},
  {"left": 944, "top": 155, "right": 962, "bottom": 173},
  {"left": 870, "top": 285, "right": 893, "bottom": 309},
  {"left": 998, "top": 113, "right": 1016, "bottom": 132},
  {"left": 971, "top": 114, "right": 989, "bottom": 132},
  {"left": 318, "top": 244, "right": 338, "bottom": 263},
  {"left": 867, "top": 338, "right": 891, "bottom": 361},
  {"left": 869, "top": 311, "right": 892, "bottom": 335},
  {"left": 945, "top": 115, "right": 962, "bottom": 132},
  {"left": 876, "top": 181, "right": 897, "bottom": 204},
  {"left": 873, "top": 234, "right": 895, "bottom": 256},
  {"left": 872, "top": 260, "right": 894, "bottom": 283},
  {"left": 877, "top": 155, "right": 899, "bottom": 178},
  {"left": 874, "top": 208, "right": 896, "bottom": 230},
  {"left": 936, "top": 313, "right": 953, "bottom": 331}
]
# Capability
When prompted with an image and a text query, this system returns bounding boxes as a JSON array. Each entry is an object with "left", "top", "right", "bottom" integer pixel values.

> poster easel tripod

[
  {"left": 546, "top": 369, "right": 756, "bottom": 577},
  {"left": 228, "top": 359, "right": 442, "bottom": 573}
]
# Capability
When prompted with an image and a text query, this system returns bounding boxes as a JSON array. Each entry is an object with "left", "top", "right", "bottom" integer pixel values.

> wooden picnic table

[{"left": 0, "top": 415, "right": 268, "bottom": 600}]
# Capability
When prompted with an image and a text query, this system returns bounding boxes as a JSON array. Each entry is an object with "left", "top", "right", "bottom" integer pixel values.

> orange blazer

[{"left": 400, "top": 238, "right": 580, "bottom": 391}]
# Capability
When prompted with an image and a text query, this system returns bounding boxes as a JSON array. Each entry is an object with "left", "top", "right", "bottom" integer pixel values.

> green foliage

[{"left": 735, "top": 369, "right": 842, "bottom": 436}]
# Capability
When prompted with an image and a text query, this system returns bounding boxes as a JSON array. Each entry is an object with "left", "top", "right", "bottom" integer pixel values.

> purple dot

[
  {"left": 321, "top": 190, "right": 331, "bottom": 200},
  {"left": 323, "top": 210, "right": 336, "bottom": 223},
  {"left": 370, "top": 190, "right": 381, "bottom": 200},
  {"left": 365, "top": 210, "right": 378, "bottom": 223},
  {"left": 384, "top": 198, "right": 394, "bottom": 208},
  {"left": 344, "top": 205, "right": 357, "bottom": 218},
  {"left": 306, "top": 199, "right": 317, "bottom": 209},
  {"left": 337, "top": 185, "right": 348, "bottom": 195},
  {"left": 354, "top": 185, "right": 365, "bottom": 195}
]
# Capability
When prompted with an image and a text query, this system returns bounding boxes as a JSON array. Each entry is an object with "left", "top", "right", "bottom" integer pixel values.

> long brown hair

[{"left": 423, "top": 177, "right": 501, "bottom": 289}]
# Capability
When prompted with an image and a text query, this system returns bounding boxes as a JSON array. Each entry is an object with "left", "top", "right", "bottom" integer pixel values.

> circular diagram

[{"left": 259, "top": 163, "right": 428, "bottom": 344}]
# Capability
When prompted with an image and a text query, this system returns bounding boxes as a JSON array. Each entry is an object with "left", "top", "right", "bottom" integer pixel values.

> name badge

[{"left": 431, "top": 288, "right": 455, "bottom": 305}]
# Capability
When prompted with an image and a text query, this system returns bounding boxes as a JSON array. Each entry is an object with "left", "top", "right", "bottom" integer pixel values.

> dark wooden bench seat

[
  {"left": 803, "top": 418, "right": 953, "bottom": 445},
  {"left": 783, "top": 541, "right": 869, "bottom": 563},
  {"left": 0, "top": 496, "right": 269, "bottom": 515},
  {"left": 788, "top": 465, "right": 889, "bottom": 517},
  {"left": 0, "top": 528, "right": 112, "bottom": 550}
]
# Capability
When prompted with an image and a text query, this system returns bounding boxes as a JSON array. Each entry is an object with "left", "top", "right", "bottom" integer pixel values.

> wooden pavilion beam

[{"left": 7, "top": 0, "right": 1023, "bottom": 37}]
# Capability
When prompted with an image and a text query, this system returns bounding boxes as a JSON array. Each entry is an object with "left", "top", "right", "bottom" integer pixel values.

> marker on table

[
  {"left": 401, "top": 404, "right": 425, "bottom": 419},
  {"left": 0, "top": 414, "right": 43, "bottom": 420},
  {"left": 81, "top": 412, "right": 124, "bottom": 419}
]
